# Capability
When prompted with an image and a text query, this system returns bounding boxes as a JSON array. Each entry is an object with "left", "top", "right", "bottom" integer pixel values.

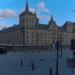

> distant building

[{"left": 0, "top": 1, "right": 75, "bottom": 47}]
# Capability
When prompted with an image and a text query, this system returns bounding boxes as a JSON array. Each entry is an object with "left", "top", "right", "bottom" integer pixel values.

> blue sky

[{"left": 0, "top": 0, "right": 75, "bottom": 28}]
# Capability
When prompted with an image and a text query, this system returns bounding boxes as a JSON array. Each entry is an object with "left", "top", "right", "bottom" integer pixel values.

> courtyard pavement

[{"left": 0, "top": 48, "right": 74, "bottom": 75}]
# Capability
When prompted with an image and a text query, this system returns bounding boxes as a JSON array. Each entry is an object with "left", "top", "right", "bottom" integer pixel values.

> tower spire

[
  {"left": 51, "top": 15, "right": 53, "bottom": 20},
  {"left": 25, "top": 0, "right": 29, "bottom": 11}
]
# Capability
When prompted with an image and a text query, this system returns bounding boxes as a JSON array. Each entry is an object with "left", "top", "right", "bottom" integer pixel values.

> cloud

[
  {"left": 0, "top": 9, "right": 18, "bottom": 20},
  {"left": 29, "top": 8, "right": 35, "bottom": 13},
  {"left": 0, "top": 26, "right": 4, "bottom": 30},
  {"left": 37, "top": 1, "right": 49, "bottom": 13}
]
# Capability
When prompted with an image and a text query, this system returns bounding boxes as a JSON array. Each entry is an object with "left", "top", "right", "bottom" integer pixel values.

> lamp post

[
  {"left": 60, "top": 37, "right": 62, "bottom": 57},
  {"left": 55, "top": 40, "right": 59, "bottom": 75},
  {"left": 53, "top": 37, "right": 55, "bottom": 49},
  {"left": 53, "top": 37, "right": 54, "bottom": 44},
  {"left": 20, "top": 27, "right": 25, "bottom": 66},
  {"left": 53, "top": 32, "right": 55, "bottom": 49}
]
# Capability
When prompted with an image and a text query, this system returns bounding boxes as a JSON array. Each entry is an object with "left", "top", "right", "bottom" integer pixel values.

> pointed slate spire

[
  {"left": 50, "top": 15, "right": 56, "bottom": 24},
  {"left": 51, "top": 15, "right": 53, "bottom": 21},
  {"left": 49, "top": 14, "right": 56, "bottom": 25},
  {"left": 25, "top": 0, "right": 29, "bottom": 11}
]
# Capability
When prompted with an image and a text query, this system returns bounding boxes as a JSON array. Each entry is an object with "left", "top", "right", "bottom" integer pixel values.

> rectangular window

[
  {"left": 41, "top": 40, "right": 42, "bottom": 43},
  {"left": 32, "top": 32, "right": 33, "bottom": 34},
  {"left": 27, "top": 32, "right": 28, "bottom": 34},
  {"left": 32, "top": 36, "right": 34, "bottom": 38},
  {"left": 27, "top": 36, "right": 28, "bottom": 38},
  {"left": 32, "top": 40, "right": 34, "bottom": 42},
  {"left": 27, "top": 40, "right": 28, "bottom": 44}
]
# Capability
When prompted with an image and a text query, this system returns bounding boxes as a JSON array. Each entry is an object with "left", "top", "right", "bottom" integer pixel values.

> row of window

[
  {"left": 25, "top": 36, "right": 51, "bottom": 39},
  {"left": 26, "top": 40, "right": 50, "bottom": 44},
  {"left": 26, "top": 32, "right": 51, "bottom": 35}
]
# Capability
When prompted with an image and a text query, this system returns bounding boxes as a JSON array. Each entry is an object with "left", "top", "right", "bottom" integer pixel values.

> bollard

[
  {"left": 32, "top": 63, "right": 34, "bottom": 71},
  {"left": 20, "top": 59, "right": 23, "bottom": 66},
  {"left": 50, "top": 68, "right": 52, "bottom": 75}
]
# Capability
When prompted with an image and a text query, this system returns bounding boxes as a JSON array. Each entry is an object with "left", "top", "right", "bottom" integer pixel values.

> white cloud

[
  {"left": 29, "top": 8, "right": 35, "bottom": 13},
  {"left": 0, "top": 9, "right": 18, "bottom": 20},
  {"left": 0, "top": 26, "right": 4, "bottom": 30},
  {"left": 37, "top": 1, "right": 49, "bottom": 13}
]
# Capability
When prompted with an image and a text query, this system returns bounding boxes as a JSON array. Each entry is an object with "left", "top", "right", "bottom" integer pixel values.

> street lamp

[
  {"left": 53, "top": 37, "right": 55, "bottom": 49},
  {"left": 20, "top": 27, "right": 25, "bottom": 66},
  {"left": 60, "top": 37, "right": 62, "bottom": 57},
  {"left": 53, "top": 37, "right": 54, "bottom": 44},
  {"left": 55, "top": 40, "right": 60, "bottom": 75}
]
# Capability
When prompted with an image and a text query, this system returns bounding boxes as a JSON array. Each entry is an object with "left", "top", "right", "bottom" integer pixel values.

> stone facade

[{"left": 0, "top": 1, "right": 75, "bottom": 47}]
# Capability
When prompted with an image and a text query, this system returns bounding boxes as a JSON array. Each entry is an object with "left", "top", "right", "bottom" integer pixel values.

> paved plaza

[{"left": 0, "top": 48, "right": 74, "bottom": 75}]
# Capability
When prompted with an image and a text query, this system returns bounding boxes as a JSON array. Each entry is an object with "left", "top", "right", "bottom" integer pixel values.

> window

[
  {"left": 32, "top": 36, "right": 34, "bottom": 38},
  {"left": 27, "top": 40, "right": 28, "bottom": 44},
  {"left": 32, "top": 40, "right": 34, "bottom": 42},
  {"left": 44, "top": 40, "right": 46, "bottom": 42},
  {"left": 41, "top": 40, "right": 42, "bottom": 42},
  {"left": 27, "top": 32, "right": 28, "bottom": 34},
  {"left": 27, "top": 36, "right": 28, "bottom": 39},
  {"left": 32, "top": 32, "right": 33, "bottom": 34}
]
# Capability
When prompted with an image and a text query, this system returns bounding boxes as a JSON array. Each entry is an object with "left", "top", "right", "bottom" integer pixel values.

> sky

[{"left": 0, "top": 0, "right": 75, "bottom": 28}]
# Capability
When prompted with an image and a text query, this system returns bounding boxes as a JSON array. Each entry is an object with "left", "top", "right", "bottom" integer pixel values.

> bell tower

[{"left": 19, "top": 0, "right": 39, "bottom": 28}]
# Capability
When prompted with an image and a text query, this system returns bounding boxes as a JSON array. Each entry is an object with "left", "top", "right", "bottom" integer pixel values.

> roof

[
  {"left": 64, "top": 21, "right": 75, "bottom": 26},
  {"left": 20, "top": 10, "right": 36, "bottom": 17},
  {"left": 0, "top": 25, "right": 20, "bottom": 33},
  {"left": 36, "top": 24, "right": 48, "bottom": 29},
  {"left": 0, "top": 23, "right": 62, "bottom": 33}
]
